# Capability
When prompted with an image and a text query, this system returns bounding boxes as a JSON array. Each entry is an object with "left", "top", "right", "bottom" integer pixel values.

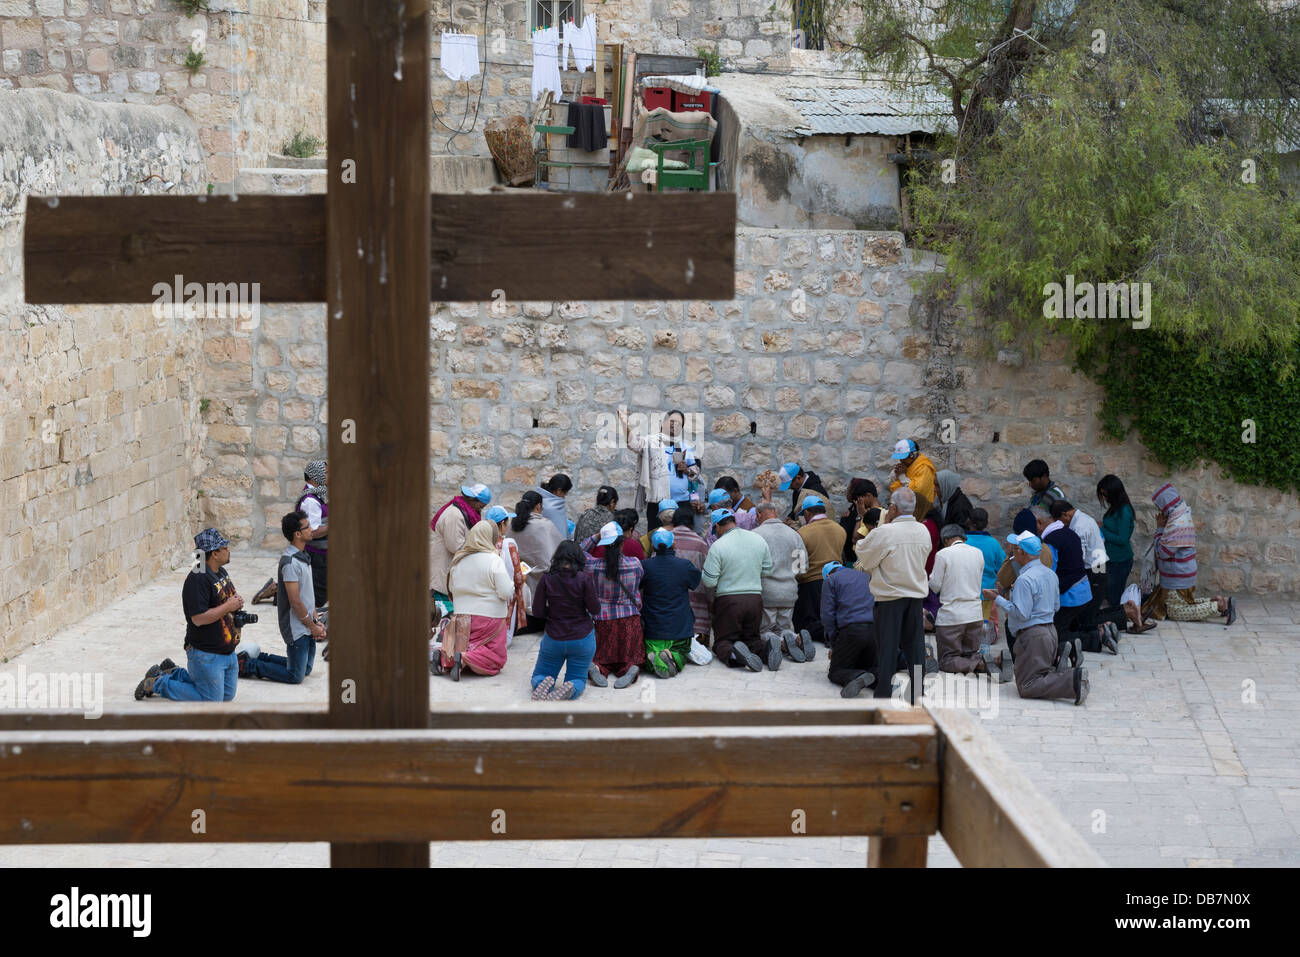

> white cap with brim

[{"left": 596, "top": 521, "right": 621, "bottom": 546}]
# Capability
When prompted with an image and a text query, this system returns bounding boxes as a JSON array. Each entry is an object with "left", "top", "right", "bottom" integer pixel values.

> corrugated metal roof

[{"left": 781, "top": 87, "right": 952, "bottom": 137}]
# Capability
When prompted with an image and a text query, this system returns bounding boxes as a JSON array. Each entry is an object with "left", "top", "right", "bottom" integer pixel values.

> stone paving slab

[{"left": 1, "top": 547, "right": 1298, "bottom": 867}]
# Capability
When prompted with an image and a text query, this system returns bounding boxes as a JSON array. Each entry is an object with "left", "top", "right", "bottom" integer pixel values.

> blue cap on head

[
  {"left": 194, "top": 528, "right": 229, "bottom": 551},
  {"left": 461, "top": 483, "right": 492, "bottom": 504},
  {"left": 707, "top": 488, "right": 730, "bottom": 507},
  {"left": 657, "top": 497, "right": 678, "bottom": 514},
  {"left": 777, "top": 462, "right": 800, "bottom": 491},
  {"left": 651, "top": 528, "right": 674, "bottom": 550},
  {"left": 799, "top": 495, "right": 825, "bottom": 512},
  {"left": 484, "top": 505, "right": 515, "bottom": 524},
  {"left": 822, "top": 561, "right": 844, "bottom": 580},
  {"left": 710, "top": 507, "right": 735, "bottom": 529},
  {"left": 1006, "top": 531, "right": 1042, "bottom": 555},
  {"left": 596, "top": 521, "right": 621, "bottom": 546},
  {"left": 890, "top": 439, "right": 918, "bottom": 460}
]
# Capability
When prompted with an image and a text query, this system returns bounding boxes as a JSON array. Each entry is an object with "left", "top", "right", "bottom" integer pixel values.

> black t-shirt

[{"left": 182, "top": 567, "right": 238, "bottom": 654}]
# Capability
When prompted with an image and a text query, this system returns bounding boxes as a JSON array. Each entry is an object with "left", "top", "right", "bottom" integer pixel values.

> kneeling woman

[
  {"left": 530, "top": 541, "right": 599, "bottom": 700},
  {"left": 580, "top": 521, "right": 646, "bottom": 688},
  {"left": 436, "top": 520, "right": 515, "bottom": 680},
  {"left": 640, "top": 528, "right": 702, "bottom": 677},
  {"left": 1142, "top": 484, "right": 1236, "bottom": 625}
]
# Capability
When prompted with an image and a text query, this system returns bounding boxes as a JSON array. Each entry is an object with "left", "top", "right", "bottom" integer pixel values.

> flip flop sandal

[
  {"left": 251, "top": 578, "right": 277, "bottom": 604},
  {"left": 532, "top": 675, "right": 556, "bottom": 700}
]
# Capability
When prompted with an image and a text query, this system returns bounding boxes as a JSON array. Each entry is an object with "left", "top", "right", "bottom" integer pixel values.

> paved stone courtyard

[{"left": 2, "top": 547, "right": 1298, "bottom": 868}]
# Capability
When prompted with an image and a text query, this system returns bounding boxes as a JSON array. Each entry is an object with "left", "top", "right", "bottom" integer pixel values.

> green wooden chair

[
  {"left": 535, "top": 123, "right": 576, "bottom": 191},
  {"left": 647, "top": 137, "right": 711, "bottom": 192}
]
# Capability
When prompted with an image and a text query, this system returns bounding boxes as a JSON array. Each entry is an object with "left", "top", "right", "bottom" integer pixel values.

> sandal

[{"left": 251, "top": 578, "right": 277, "bottom": 604}]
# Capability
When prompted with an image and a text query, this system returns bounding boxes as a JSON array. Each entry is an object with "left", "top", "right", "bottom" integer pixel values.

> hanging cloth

[
  {"left": 532, "top": 25, "right": 563, "bottom": 101},
  {"left": 440, "top": 32, "right": 481, "bottom": 82},
  {"left": 563, "top": 15, "right": 597, "bottom": 72}
]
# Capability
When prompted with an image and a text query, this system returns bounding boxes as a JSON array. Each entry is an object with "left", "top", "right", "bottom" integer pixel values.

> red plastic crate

[
  {"left": 643, "top": 86, "right": 672, "bottom": 111},
  {"left": 674, "top": 90, "right": 713, "bottom": 112}
]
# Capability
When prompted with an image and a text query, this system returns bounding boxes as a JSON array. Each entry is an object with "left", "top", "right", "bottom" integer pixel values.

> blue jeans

[
  {"left": 531, "top": 631, "right": 596, "bottom": 698},
  {"left": 154, "top": 647, "right": 239, "bottom": 702},
  {"left": 245, "top": 634, "right": 317, "bottom": 684},
  {"left": 1106, "top": 559, "right": 1134, "bottom": 607}
]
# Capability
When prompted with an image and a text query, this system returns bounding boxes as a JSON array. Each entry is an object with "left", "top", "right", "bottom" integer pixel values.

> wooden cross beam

[{"left": 19, "top": 1, "right": 733, "bottom": 868}]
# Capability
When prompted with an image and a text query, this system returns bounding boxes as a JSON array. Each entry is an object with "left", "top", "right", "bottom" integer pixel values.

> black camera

[{"left": 231, "top": 610, "right": 258, "bottom": 628}]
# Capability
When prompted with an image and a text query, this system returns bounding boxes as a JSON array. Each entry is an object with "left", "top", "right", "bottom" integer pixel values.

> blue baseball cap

[
  {"left": 194, "top": 528, "right": 229, "bottom": 551},
  {"left": 1006, "top": 531, "right": 1042, "bottom": 555},
  {"left": 890, "top": 439, "right": 918, "bottom": 460},
  {"left": 596, "top": 521, "right": 621, "bottom": 546},
  {"left": 484, "top": 505, "right": 515, "bottom": 524},
  {"left": 822, "top": 561, "right": 844, "bottom": 580},
  {"left": 710, "top": 507, "right": 735, "bottom": 529},
  {"left": 657, "top": 497, "right": 678, "bottom": 514},
  {"left": 651, "top": 528, "right": 674, "bottom": 550},
  {"left": 777, "top": 462, "right": 800, "bottom": 491},
  {"left": 799, "top": 495, "right": 825, "bottom": 512},
  {"left": 707, "top": 488, "right": 730, "bottom": 507},
  {"left": 461, "top": 483, "right": 492, "bottom": 504}
]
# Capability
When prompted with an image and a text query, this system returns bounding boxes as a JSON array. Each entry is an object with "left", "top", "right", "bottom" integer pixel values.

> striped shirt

[{"left": 580, "top": 534, "right": 644, "bottom": 620}]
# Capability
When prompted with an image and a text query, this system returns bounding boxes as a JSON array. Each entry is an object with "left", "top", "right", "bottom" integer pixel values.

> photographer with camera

[
  {"left": 136, "top": 528, "right": 244, "bottom": 701},
  {"left": 243, "top": 510, "right": 326, "bottom": 685}
]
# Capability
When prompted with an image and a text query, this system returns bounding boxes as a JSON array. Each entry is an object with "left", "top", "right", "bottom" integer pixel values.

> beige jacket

[
  {"left": 853, "top": 514, "right": 932, "bottom": 601},
  {"left": 430, "top": 505, "right": 469, "bottom": 595}
]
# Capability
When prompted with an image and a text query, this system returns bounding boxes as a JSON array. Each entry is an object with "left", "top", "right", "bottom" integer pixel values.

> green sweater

[
  {"left": 701, "top": 527, "right": 773, "bottom": 596},
  {"left": 1101, "top": 504, "right": 1135, "bottom": 562}
]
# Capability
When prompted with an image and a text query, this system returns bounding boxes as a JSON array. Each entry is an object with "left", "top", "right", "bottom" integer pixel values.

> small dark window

[
  {"left": 992, "top": 431, "right": 1000, "bottom": 443},
  {"left": 532, "top": 417, "right": 540, "bottom": 428},
  {"left": 749, "top": 421, "right": 757, "bottom": 435}
]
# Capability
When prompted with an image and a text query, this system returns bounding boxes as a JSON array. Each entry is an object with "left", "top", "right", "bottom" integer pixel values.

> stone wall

[
  {"left": 0, "top": 89, "right": 210, "bottom": 656},
  {"left": 1, "top": 1, "right": 327, "bottom": 183},
  {"left": 201, "top": 209, "right": 1300, "bottom": 596}
]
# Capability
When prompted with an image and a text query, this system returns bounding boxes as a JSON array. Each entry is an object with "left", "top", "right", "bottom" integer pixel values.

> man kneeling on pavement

[
  {"left": 984, "top": 531, "right": 1088, "bottom": 706},
  {"left": 243, "top": 510, "right": 328, "bottom": 684}
]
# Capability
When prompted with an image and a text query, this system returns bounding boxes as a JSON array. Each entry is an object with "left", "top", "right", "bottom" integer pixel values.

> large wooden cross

[{"left": 7, "top": 2, "right": 1098, "bottom": 870}]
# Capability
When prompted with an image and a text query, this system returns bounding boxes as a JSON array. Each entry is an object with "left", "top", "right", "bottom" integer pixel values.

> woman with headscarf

[
  {"left": 535, "top": 473, "right": 573, "bottom": 538},
  {"left": 485, "top": 505, "right": 527, "bottom": 649},
  {"left": 579, "top": 520, "right": 646, "bottom": 688},
  {"left": 1141, "top": 484, "right": 1236, "bottom": 624},
  {"left": 934, "top": 470, "right": 974, "bottom": 531},
  {"left": 295, "top": 459, "right": 330, "bottom": 607},
  {"left": 510, "top": 491, "right": 563, "bottom": 632},
  {"left": 435, "top": 520, "right": 514, "bottom": 680}
]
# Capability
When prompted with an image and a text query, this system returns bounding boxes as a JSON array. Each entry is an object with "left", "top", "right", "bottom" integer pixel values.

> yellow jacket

[{"left": 889, "top": 452, "right": 937, "bottom": 517}]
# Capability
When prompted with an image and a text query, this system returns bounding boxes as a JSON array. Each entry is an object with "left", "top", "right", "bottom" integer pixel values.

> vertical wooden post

[
  {"left": 326, "top": 0, "right": 432, "bottom": 868},
  {"left": 867, "top": 835, "right": 929, "bottom": 867}
]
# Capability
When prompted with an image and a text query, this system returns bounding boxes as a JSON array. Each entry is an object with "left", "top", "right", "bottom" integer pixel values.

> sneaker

[
  {"left": 649, "top": 651, "right": 671, "bottom": 679},
  {"left": 1100, "top": 625, "right": 1118, "bottom": 655},
  {"left": 134, "top": 665, "right": 162, "bottom": 700},
  {"left": 1075, "top": 667, "right": 1090, "bottom": 706},
  {"left": 551, "top": 680, "right": 576, "bottom": 700},
  {"left": 732, "top": 643, "right": 762, "bottom": 673},
  {"left": 158, "top": 658, "right": 178, "bottom": 673},
  {"left": 783, "top": 629, "right": 806, "bottom": 663},
  {"left": 765, "top": 635, "right": 782, "bottom": 672},
  {"left": 662, "top": 650, "right": 679, "bottom": 678},
  {"left": 687, "top": 637, "right": 713, "bottom": 666},
  {"left": 799, "top": 628, "right": 816, "bottom": 662},
  {"left": 923, "top": 648, "right": 939, "bottom": 675},
  {"left": 450, "top": 652, "right": 462, "bottom": 682},
  {"left": 532, "top": 675, "right": 556, "bottom": 700},
  {"left": 840, "top": 672, "right": 875, "bottom": 699},
  {"left": 587, "top": 662, "right": 608, "bottom": 688},
  {"left": 614, "top": 665, "right": 640, "bottom": 689}
]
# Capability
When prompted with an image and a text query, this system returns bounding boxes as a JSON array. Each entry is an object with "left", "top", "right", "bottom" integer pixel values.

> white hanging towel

[
  {"left": 532, "top": 25, "right": 563, "bottom": 101},
  {"left": 562, "top": 14, "right": 597, "bottom": 72},
  {"left": 440, "top": 32, "right": 481, "bottom": 82}
]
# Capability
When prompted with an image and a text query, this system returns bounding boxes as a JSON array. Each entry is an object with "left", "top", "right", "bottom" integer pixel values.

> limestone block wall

[
  {"left": 0, "top": 89, "right": 209, "bottom": 655},
  {"left": 202, "top": 212, "right": 1300, "bottom": 596},
  {"left": 1, "top": 1, "right": 327, "bottom": 183}
]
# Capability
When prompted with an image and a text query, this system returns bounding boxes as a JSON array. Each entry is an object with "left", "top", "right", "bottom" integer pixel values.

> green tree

[{"left": 848, "top": 0, "right": 1300, "bottom": 489}]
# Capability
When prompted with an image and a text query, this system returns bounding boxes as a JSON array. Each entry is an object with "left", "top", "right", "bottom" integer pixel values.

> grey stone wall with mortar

[{"left": 203, "top": 203, "right": 1300, "bottom": 597}]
